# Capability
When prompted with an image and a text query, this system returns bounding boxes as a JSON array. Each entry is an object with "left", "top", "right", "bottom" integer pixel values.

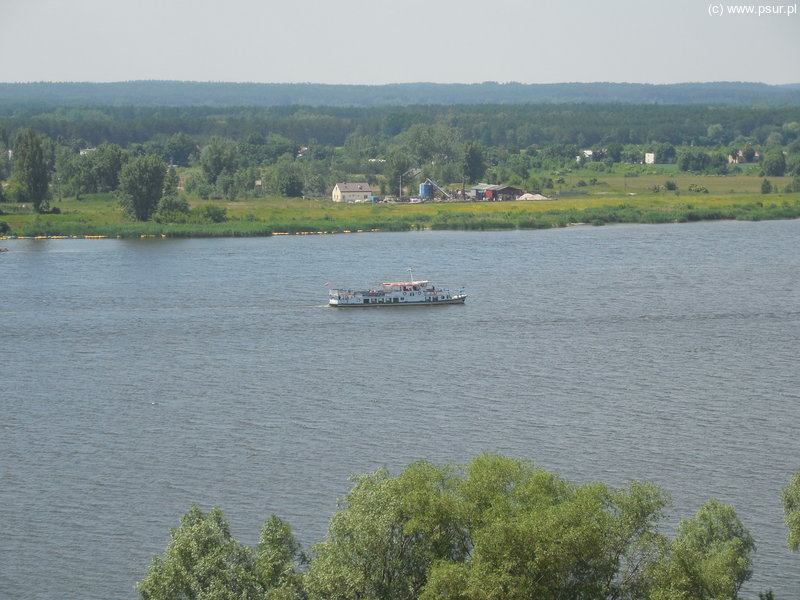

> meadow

[{"left": 2, "top": 172, "right": 798, "bottom": 239}]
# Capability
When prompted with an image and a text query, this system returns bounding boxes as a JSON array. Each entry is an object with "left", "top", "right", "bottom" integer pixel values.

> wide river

[{"left": 2, "top": 220, "right": 799, "bottom": 599}]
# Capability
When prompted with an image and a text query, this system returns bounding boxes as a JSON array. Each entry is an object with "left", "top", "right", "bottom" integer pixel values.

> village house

[
  {"left": 332, "top": 182, "right": 373, "bottom": 203},
  {"left": 728, "top": 149, "right": 761, "bottom": 164}
]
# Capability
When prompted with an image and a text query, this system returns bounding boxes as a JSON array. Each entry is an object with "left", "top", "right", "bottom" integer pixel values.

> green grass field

[{"left": 2, "top": 173, "right": 799, "bottom": 238}]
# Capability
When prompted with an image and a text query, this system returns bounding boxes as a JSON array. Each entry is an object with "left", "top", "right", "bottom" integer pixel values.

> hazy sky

[{"left": 1, "top": 0, "right": 798, "bottom": 84}]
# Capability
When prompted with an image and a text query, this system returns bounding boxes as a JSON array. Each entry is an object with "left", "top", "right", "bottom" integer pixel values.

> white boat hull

[
  {"left": 330, "top": 294, "right": 466, "bottom": 307},
  {"left": 329, "top": 278, "right": 466, "bottom": 307}
]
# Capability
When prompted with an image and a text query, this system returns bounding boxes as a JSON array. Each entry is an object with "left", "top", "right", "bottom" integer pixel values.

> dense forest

[
  {"left": 2, "top": 81, "right": 800, "bottom": 107},
  {"left": 3, "top": 103, "right": 800, "bottom": 149}
]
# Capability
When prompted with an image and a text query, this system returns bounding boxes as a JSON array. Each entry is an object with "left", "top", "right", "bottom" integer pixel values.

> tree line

[
  {"left": 137, "top": 454, "right": 800, "bottom": 600},
  {"left": 2, "top": 81, "right": 800, "bottom": 108},
  {"left": 2, "top": 103, "right": 800, "bottom": 149}
]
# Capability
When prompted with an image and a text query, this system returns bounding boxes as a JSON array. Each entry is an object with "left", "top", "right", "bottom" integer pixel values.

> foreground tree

[
  {"left": 305, "top": 461, "right": 468, "bottom": 600},
  {"left": 648, "top": 499, "right": 755, "bottom": 600},
  {"left": 11, "top": 128, "right": 50, "bottom": 212},
  {"left": 782, "top": 471, "right": 800, "bottom": 552},
  {"left": 137, "top": 505, "right": 263, "bottom": 600},
  {"left": 118, "top": 154, "right": 166, "bottom": 221},
  {"left": 256, "top": 515, "right": 306, "bottom": 599},
  {"left": 423, "top": 454, "right": 669, "bottom": 600},
  {"left": 139, "top": 456, "right": 761, "bottom": 600},
  {"left": 306, "top": 454, "right": 671, "bottom": 600}
]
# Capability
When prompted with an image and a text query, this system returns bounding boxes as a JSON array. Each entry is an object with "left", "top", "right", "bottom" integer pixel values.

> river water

[{"left": 2, "top": 220, "right": 799, "bottom": 599}]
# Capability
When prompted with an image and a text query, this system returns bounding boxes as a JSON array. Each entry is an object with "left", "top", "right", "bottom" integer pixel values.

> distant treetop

[{"left": 1, "top": 80, "right": 799, "bottom": 108}]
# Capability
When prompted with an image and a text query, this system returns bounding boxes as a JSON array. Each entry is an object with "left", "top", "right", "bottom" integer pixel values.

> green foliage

[
  {"left": 605, "top": 141, "right": 624, "bottom": 162},
  {"left": 153, "top": 195, "right": 191, "bottom": 223},
  {"left": 461, "top": 142, "right": 487, "bottom": 184},
  {"left": 256, "top": 515, "right": 306, "bottom": 599},
  {"left": 761, "top": 179, "right": 772, "bottom": 194},
  {"left": 784, "top": 176, "right": 800, "bottom": 193},
  {"left": 137, "top": 505, "right": 264, "bottom": 600},
  {"left": 92, "top": 143, "right": 126, "bottom": 191},
  {"left": 648, "top": 499, "right": 755, "bottom": 600},
  {"left": 3, "top": 179, "right": 27, "bottom": 204},
  {"left": 183, "top": 172, "right": 214, "bottom": 200},
  {"left": 385, "top": 152, "right": 413, "bottom": 197},
  {"left": 195, "top": 204, "right": 227, "bottom": 223},
  {"left": 52, "top": 143, "right": 127, "bottom": 199},
  {"left": 200, "top": 137, "right": 236, "bottom": 185},
  {"left": 305, "top": 454, "right": 672, "bottom": 600},
  {"left": 11, "top": 128, "right": 50, "bottom": 212},
  {"left": 163, "top": 132, "right": 197, "bottom": 167},
  {"left": 163, "top": 166, "right": 180, "bottom": 196},
  {"left": 762, "top": 150, "right": 787, "bottom": 176},
  {"left": 424, "top": 455, "right": 670, "bottom": 600},
  {"left": 277, "top": 168, "right": 304, "bottom": 198},
  {"left": 677, "top": 148, "right": 711, "bottom": 172},
  {"left": 118, "top": 154, "right": 166, "bottom": 221},
  {"left": 132, "top": 455, "right": 774, "bottom": 600},
  {"left": 781, "top": 471, "right": 800, "bottom": 552},
  {"left": 305, "top": 462, "right": 468, "bottom": 600}
]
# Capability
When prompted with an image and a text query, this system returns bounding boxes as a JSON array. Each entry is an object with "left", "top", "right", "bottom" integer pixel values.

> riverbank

[{"left": 2, "top": 191, "right": 799, "bottom": 238}]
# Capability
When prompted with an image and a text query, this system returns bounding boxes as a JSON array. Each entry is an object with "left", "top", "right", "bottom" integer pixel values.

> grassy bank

[{"left": 2, "top": 188, "right": 800, "bottom": 239}]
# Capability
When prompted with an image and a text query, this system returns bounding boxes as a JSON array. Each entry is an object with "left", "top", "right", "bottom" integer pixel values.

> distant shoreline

[{"left": 2, "top": 81, "right": 799, "bottom": 108}]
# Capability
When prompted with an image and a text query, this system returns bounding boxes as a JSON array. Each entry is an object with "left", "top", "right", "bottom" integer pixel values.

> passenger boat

[{"left": 329, "top": 275, "right": 466, "bottom": 307}]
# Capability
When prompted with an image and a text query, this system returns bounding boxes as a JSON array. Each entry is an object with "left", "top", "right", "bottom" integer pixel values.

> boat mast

[{"left": 406, "top": 267, "right": 414, "bottom": 283}]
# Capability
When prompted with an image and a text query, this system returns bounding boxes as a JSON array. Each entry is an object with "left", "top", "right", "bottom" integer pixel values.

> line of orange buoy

[
  {"left": 280, "top": 229, "right": 379, "bottom": 236},
  {"left": 1, "top": 230, "right": 381, "bottom": 241}
]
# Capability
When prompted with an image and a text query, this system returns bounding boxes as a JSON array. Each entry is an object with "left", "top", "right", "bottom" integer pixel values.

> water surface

[{"left": 2, "top": 220, "right": 799, "bottom": 598}]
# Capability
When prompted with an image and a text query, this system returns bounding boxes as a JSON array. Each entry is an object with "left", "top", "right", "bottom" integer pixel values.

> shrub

[
  {"left": 154, "top": 210, "right": 191, "bottom": 224},
  {"left": 783, "top": 177, "right": 800, "bottom": 193},
  {"left": 195, "top": 204, "right": 227, "bottom": 223},
  {"left": 158, "top": 194, "right": 190, "bottom": 214}
]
